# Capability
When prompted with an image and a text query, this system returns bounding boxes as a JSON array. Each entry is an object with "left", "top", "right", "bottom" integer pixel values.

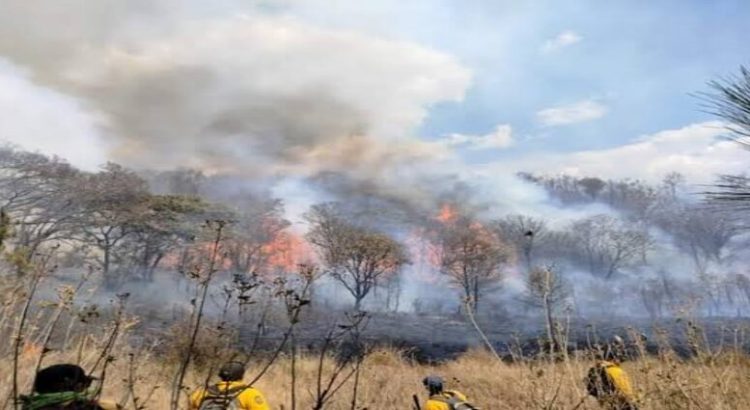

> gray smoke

[{"left": 0, "top": 0, "right": 469, "bottom": 186}]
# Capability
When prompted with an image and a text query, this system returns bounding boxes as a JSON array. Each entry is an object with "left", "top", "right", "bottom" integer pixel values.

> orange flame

[
  {"left": 263, "top": 231, "right": 315, "bottom": 272},
  {"left": 436, "top": 204, "right": 458, "bottom": 224},
  {"left": 404, "top": 227, "right": 443, "bottom": 283}
]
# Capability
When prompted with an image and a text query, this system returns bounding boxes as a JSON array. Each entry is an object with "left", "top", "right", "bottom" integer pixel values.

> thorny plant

[
  {"left": 121, "top": 350, "right": 161, "bottom": 410},
  {"left": 243, "top": 265, "right": 317, "bottom": 388},
  {"left": 8, "top": 244, "right": 59, "bottom": 410},
  {"left": 89, "top": 292, "right": 132, "bottom": 402},
  {"left": 2, "top": 245, "right": 133, "bottom": 410},
  {"left": 279, "top": 264, "right": 319, "bottom": 410},
  {"left": 167, "top": 218, "right": 313, "bottom": 409},
  {"left": 311, "top": 311, "right": 370, "bottom": 410},
  {"left": 170, "top": 219, "right": 227, "bottom": 410},
  {"left": 32, "top": 271, "right": 92, "bottom": 379},
  {"left": 186, "top": 261, "right": 317, "bottom": 410},
  {"left": 195, "top": 269, "right": 263, "bottom": 406}
]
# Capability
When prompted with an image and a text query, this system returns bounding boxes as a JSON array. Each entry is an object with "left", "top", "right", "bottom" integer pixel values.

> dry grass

[
  {"left": 2, "top": 274, "right": 750, "bottom": 409},
  {"left": 3, "top": 344, "right": 750, "bottom": 410}
]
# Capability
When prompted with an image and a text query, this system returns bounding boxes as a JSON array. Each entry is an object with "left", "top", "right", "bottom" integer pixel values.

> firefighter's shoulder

[{"left": 237, "top": 386, "right": 270, "bottom": 410}]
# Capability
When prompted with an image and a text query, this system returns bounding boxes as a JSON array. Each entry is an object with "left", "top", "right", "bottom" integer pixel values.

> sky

[{"left": 0, "top": 0, "right": 748, "bottom": 201}]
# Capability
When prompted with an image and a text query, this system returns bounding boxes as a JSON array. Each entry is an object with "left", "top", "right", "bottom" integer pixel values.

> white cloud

[
  {"left": 492, "top": 121, "right": 743, "bottom": 184},
  {"left": 442, "top": 124, "right": 513, "bottom": 150},
  {"left": 0, "top": 60, "right": 107, "bottom": 171},
  {"left": 541, "top": 30, "right": 582, "bottom": 53},
  {"left": 536, "top": 99, "right": 607, "bottom": 126}
]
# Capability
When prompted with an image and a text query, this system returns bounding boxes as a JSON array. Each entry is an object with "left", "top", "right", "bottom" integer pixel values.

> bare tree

[
  {"left": 520, "top": 265, "right": 571, "bottom": 354},
  {"left": 639, "top": 278, "right": 668, "bottom": 321},
  {"left": 493, "top": 214, "right": 548, "bottom": 272},
  {"left": 665, "top": 206, "right": 736, "bottom": 275},
  {"left": 305, "top": 203, "right": 408, "bottom": 311},
  {"left": 661, "top": 172, "right": 686, "bottom": 200},
  {"left": 733, "top": 273, "right": 750, "bottom": 312},
  {"left": 382, "top": 271, "right": 403, "bottom": 312},
  {"left": 569, "top": 215, "right": 651, "bottom": 279},
  {"left": 435, "top": 216, "right": 511, "bottom": 313},
  {"left": 522, "top": 173, "right": 662, "bottom": 221},
  {"left": 170, "top": 220, "right": 227, "bottom": 410}
]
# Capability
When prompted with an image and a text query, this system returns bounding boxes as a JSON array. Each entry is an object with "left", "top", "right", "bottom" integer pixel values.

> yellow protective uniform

[
  {"left": 190, "top": 381, "right": 270, "bottom": 410},
  {"left": 594, "top": 361, "right": 638, "bottom": 409},
  {"left": 97, "top": 400, "right": 121, "bottom": 410},
  {"left": 423, "top": 390, "right": 469, "bottom": 410}
]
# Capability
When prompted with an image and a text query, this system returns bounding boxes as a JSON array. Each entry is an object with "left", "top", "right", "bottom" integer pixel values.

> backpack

[
  {"left": 431, "top": 391, "right": 478, "bottom": 410},
  {"left": 23, "top": 400, "right": 105, "bottom": 410},
  {"left": 198, "top": 385, "right": 248, "bottom": 410},
  {"left": 20, "top": 392, "right": 107, "bottom": 410},
  {"left": 586, "top": 364, "right": 614, "bottom": 398}
]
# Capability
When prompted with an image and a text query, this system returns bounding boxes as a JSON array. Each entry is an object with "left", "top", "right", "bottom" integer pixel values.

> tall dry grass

[
  {"left": 3, "top": 343, "right": 750, "bottom": 409},
  {"left": 2, "top": 266, "right": 749, "bottom": 409}
]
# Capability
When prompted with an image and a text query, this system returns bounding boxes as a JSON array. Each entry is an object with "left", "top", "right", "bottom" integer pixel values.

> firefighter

[
  {"left": 421, "top": 375, "right": 477, "bottom": 410},
  {"left": 21, "top": 364, "right": 120, "bottom": 410},
  {"left": 189, "top": 361, "right": 269, "bottom": 410},
  {"left": 585, "top": 338, "right": 639, "bottom": 410}
]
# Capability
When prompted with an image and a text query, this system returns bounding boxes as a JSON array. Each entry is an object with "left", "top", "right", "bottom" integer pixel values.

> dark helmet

[
  {"left": 34, "top": 364, "right": 94, "bottom": 393},
  {"left": 594, "top": 335, "right": 627, "bottom": 362},
  {"left": 218, "top": 361, "right": 245, "bottom": 382},
  {"left": 422, "top": 375, "right": 444, "bottom": 394}
]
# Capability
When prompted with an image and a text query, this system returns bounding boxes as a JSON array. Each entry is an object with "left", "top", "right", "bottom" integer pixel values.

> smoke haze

[{"left": 2, "top": 1, "right": 750, "bottom": 328}]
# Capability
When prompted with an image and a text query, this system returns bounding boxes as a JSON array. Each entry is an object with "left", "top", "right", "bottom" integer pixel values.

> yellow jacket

[
  {"left": 601, "top": 361, "right": 635, "bottom": 400},
  {"left": 189, "top": 381, "right": 270, "bottom": 410},
  {"left": 423, "top": 390, "right": 469, "bottom": 410},
  {"left": 589, "top": 361, "right": 637, "bottom": 409}
]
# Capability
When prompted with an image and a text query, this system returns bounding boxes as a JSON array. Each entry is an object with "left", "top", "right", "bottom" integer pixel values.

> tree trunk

[
  {"left": 103, "top": 245, "right": 113, "bottom": 288},
  {"left": 472, "top": 279, "right": 480, "bottom": 314},
  {"left": 523, "top": 242, "right": 533, "bottom": 273},
  {"left": 543, "top": 294, "right": 555, "bottom": 356}
]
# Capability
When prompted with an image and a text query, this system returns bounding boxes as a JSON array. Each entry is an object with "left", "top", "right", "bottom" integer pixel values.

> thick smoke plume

[{"left": 0, "top": 0, "right": 470, "bottom": 191}]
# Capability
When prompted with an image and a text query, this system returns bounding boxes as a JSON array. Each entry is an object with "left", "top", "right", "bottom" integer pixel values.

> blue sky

[
  {"left": 0, "top": 0, "right": 747, "bottom": 185},
  {"left": 405, "top": 1, "right": 749, "bottom": 153}
]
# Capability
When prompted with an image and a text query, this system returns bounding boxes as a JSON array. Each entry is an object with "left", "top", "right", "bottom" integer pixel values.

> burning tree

[
  {"left": 305, "top": 203, "right": 408, "bottom": 311},
  {"left": 224, "top": 198, "right": 290, "bottom": 276},
  {"left": 434, "top": 214, "right": 511, "bottom": 313}
]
